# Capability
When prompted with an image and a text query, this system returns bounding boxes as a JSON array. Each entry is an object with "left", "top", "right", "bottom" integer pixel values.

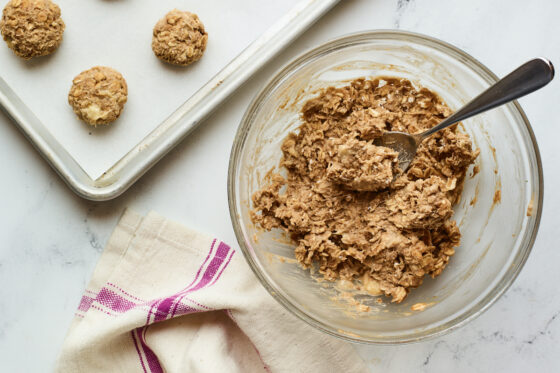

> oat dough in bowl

[
  {"left": 229, "top": 31, "right": 542, "bottom": 343},
  {"left": 251, "top": 77, "right": 478, "bottom": 303}
]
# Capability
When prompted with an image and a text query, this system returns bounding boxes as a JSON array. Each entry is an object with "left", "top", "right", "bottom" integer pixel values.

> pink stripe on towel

[
  {"left": 155, "top": 241, "right": 232, "bottom": 321},
  {"left": 208, "top": 249, "right": 235, "bottom": 287},
  {"left": 184, "top": 239, "right": 217, "bottom": 291},
  {"left": 149, "top": 239, "right": 218, "bottom": 323},
  {"left": 137, "top": 327, "right": 163, "bottom": 373},
  {"left": 131, "top": 330, "right": 148, "bottom": 373},
  {"left": 171, "top": 303, "right": 197, "bottom": 317},
  {"left": 76, "top": 242, "right": 232, "bottom": 319},
  {"left": 90, "top": 304, "right": 115, "bottom": 317},
  {"left": 84, "top": 238, "right": 235, "bottom": 372},
  {"left": 169, "top": 241, "right": 233, "bottom": 318},
  {"left": 133, "top": 239, "right": 227, "bottom": 372},
  {"left": 97, "top": 288, "right": 137, "bottom": 313},
  {"left": 77, "top": 295, "right": 94, "bottom": 312},
  {"left": 188, "top": 241, "right": 231, "bottom": 292}
]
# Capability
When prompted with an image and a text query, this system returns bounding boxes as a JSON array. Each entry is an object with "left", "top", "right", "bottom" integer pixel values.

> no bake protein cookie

[
  {"left": 1, "top": 0, "right": 65, "bottom": 59},
  {"left": 152, "top": 9, "right": 208, "bottom": 66},
  {"left": 68, "top": 66, "right": 128, "bottom": 126},
  {"left": 251, "top": 78, "right": 478, "bottom": 303}
]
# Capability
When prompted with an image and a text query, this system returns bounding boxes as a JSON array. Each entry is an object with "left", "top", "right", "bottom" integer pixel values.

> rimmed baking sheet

[{"left": 0, "top": 0, "right": 339, "bottom": 200}]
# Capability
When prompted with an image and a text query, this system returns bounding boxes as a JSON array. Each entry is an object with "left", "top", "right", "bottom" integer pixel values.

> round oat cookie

[
  {"left": 152, "top": 9, "right": 208, "bottom": 66},
  {"left": 1, "top": 0, "right": 65, "bottom": 59},
  {"left": 68, "top": 67, "right": 128, "bottom": 126}
]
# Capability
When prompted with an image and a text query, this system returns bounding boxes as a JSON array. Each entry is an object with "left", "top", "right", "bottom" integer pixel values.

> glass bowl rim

[{"left": 227, "top": 29, "right": 543, "bottom": 344}]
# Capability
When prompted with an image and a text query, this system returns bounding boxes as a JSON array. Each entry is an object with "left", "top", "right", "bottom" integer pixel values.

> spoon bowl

[
  {"left": 375, "top": 58, "right": 554, "bottom": 171},
  {"left": 374, "top": 131, "right": 421, "bottom": 172}
]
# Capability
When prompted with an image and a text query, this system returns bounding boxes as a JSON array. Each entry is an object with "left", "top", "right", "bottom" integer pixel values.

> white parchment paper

[{"left": 0, "top": 0, "right": 299, "bottom": 178}]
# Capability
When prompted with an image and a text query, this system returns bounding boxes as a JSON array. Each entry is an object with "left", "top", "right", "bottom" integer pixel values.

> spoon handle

[{"left": 420, "top": 58, "right": 554, "bottom": 140}]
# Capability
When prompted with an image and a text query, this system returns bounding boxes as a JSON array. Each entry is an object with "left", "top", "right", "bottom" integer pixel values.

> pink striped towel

[{"left": 56, "top": 209, "right": 367, "bottom": 373}]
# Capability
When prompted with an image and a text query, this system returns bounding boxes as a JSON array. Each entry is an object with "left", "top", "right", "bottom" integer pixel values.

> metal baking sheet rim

[{"left": 0, "top": 0, "right": 339, "bottom": 201}]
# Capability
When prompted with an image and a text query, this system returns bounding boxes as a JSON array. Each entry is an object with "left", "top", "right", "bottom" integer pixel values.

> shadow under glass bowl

[{"left": 228, "top": 30, "right": 543, "bottom": 344}]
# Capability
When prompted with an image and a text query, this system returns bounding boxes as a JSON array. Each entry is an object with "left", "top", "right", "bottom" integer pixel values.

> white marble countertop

[{"left": 1, "top": 0, "right": 559, "bottom": 371}]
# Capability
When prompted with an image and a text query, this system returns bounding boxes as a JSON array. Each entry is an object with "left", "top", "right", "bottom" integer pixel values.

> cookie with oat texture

[
  {"left": 68, "top": 66, "right": 128, "bottom": 126},
  {"left": 1, "top": 0, "right": 65, "bottom": 59},
  {"left": 152, "top": 9, "right": 208, "bottom": 66}
]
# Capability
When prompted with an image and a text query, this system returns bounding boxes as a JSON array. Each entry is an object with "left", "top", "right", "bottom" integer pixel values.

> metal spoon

[{"left": 374, "top": 58, "right": 554, "bottom": 171}]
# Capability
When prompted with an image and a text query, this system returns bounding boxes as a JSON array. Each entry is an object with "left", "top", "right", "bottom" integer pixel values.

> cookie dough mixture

[
  {"left": 68, "top": 66, "right": 128, "bottom": 126},
  {"left": 1, "top": 0, "right": 65, "bottom": 59},
  {"left": 251, "top": 78, "right": 478, "bottom": 303},
  {"left": 152, "top": 9, "right": 208, "bottom": 66}
]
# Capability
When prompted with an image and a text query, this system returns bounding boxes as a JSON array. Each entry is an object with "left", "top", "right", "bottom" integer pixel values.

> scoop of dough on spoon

[{"left": 375, "top": 58, "right": 554, "bottom": 171}]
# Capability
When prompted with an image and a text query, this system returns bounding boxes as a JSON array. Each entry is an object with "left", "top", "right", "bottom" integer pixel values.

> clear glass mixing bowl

[{"left": 228, "top": 30, "right": 542, "bottom": 343}]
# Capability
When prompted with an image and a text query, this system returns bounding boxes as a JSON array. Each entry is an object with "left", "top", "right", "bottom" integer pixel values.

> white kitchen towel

[{"left": 56, "top": 209, "right": 367, "bottom": 373}]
